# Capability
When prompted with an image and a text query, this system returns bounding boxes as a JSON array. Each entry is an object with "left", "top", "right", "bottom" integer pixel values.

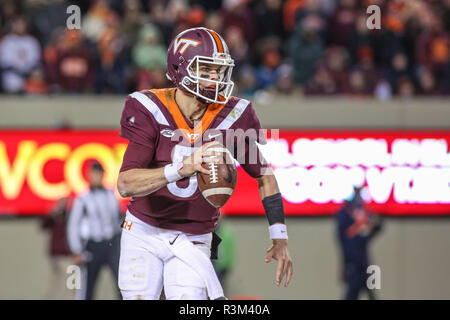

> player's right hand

[{"left": 178, "top": 141, "right": 223, "bottom": 178}]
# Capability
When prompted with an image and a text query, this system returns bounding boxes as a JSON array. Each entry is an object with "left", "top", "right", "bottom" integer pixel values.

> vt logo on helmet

[
  {"left": 173, "top": 38, "right": 201, "bottom": 55},
  {"left": 166, "top": 27, "right": 235, "bottom": 105}
]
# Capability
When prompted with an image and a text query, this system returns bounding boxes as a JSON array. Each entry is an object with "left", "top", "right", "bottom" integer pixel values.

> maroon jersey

[{"left": 119, "top": 88, "right": 267, "bottom": 234}]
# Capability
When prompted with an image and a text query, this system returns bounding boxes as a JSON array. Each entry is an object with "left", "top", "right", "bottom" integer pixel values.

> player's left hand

[
  {"left": 72, "top": 254, "right": 87, "bottom": 266},
  {"left": 265, "top": 239, "right": 293, "bottom": 287}
]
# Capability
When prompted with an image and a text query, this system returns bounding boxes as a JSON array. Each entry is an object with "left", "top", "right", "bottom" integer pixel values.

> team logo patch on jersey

[
  {"left": 160, "top": 128, "right": 175, "bottom": 138},
  {"left": 188, "top": 133, "right": 200, "bottom": 141},
  {"left": 230, "top": 109, "right": 242, "bottom": 120}
]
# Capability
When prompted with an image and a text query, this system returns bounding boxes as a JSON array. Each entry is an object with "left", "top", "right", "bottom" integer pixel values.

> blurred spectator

[
  {"left": 132, "top": 23, "right": 167, "bottom": 71},
  {"left": 255, "top": 46, "right": 282, "bottom": 89},
  {"left": 179, "top": 5, "right": 206, "bottom": 30},
  {"left": 236, "top": 65, "right": 257, "bottom": 98},
  {"left": 323, "top": 46, "right": 351, "bottom": 93},
  {"left": 24, "top": 0, "right": 69, "bottom": 46},
  {"left": 0, "top": 0, "right": 21, "bottom": 36},
  {"left": 204, "top": 11, "right": 224, "bottom": 37},
  {"left": 348, "top": 13, "right": 373, "bottom": 66},
  {"left": 286, "top": 18, "right": 324, "bottom": 85},
  {"left": 224, "top": 25, "right": 251, "bottom": 69},
  {"left": 96, "top": 16, "right": 128, "bottom": 93},
  {"left": 40, "top": 196, "right": 74, "bottom": 300},
  {"left": 444, "top": 0, "right": 450, "bottom": 33},
  {"left": 166, "top": 0, "right": 191, "bottom": 36},
  {"left": 24, "top": 67, "right": 48, "bottom": 95},
  {"left": 304, "top": 65, "right": 338, "bottom": 95},
  {"left": 0, "top": 0, "right": 448, "bottom": 97},
  {"left": 328, "top": 0, "right": 358, "bottom": 46},
  {"left": 149, "top": 1, "right": 175, "bottom": 46},
  {"left": 416, "top": 65, "right": 437, "bottom": 95},
  {"left": 82, "top": 0, "right": 117, "bottom": 44},
  {"left": 386, "top": 51, "right": 412, "bottom": 94},
  {"left": 319, "top": 0, "right": 339, "bottom": 16},
  {"left": 255, "top": 0, "right": 285, "bottom": 40},
  {"left": 396, "top": 75, "right": 415, "bottom": 99},
  {"left": 336, "top": 186, "right": 383, "bottom": 300},
  {"left": 275, "top": 63, "right": 295, "bottom": 94},
  {"left": 356, "top": 48, "right": 380, "bottom": 93},
  {"left": 344, "top": 68, "right": 371, "bottom": 97},
  {"left": 373, "top": 77, "right": 393, "bottom": 101},
  {"left": 415, "top": 11, "right": 449, "bottom": 83},
  {"left": 45, "top": 30, "right": 95, "bottom": 93},
  {"left": 0, "top": 16, "right": 41, "bottom": 93},
  {"left": 222, "top": 0, "right": 257, "bottom": 45},
  {"left": 283, "top": 0, "right": 306, "bottom": 33},
  {"left": 132, "top": 23, "right": 168, "bottom": 90},
  {"left": 294, "top": 0, "right": 328, "bottom": 42},
  {"left": 191, "top": 0, "right": 223, "bottom": 12},
  {"left": 369, "top": 0, "right": 409, "bottom": 70},
  {"left": 42, "top": 27, "right": 65, "bottom": 90},
  {"left": 120, "top": 0, "right": 146, "bottom": 47}
]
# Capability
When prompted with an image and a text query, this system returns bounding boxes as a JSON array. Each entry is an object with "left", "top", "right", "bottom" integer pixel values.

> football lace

[{"left": 209, "top": 162, "right": 218, "bottom": 183}]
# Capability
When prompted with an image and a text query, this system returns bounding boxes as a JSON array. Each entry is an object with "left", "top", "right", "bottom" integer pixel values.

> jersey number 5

[{"left": 167, "top": 144, "right": 198, "bottom": 198}]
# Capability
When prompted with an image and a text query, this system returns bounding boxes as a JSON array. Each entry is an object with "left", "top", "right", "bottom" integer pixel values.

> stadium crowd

[{"left": 0, "top": 0, "right": 448, "bottom": 99}]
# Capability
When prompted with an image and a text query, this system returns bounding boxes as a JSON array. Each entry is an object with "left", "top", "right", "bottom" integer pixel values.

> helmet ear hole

[{"left": 172, "top": 64, "right": 179, "bottom": 73}]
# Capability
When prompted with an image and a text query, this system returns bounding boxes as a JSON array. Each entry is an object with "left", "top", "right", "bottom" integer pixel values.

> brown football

[{"left": 197, "top": 147, "right": 237, "bottom": 208}]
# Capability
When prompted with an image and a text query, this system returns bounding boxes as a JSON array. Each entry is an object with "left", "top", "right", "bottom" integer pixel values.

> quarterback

[{"left": 117, "top": 27, "right": 293, "bottom": 300}]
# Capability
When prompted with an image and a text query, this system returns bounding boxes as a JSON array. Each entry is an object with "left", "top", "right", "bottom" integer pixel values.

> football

[{"left": 197, "top": 146, "right": 238, "bottom": 208}]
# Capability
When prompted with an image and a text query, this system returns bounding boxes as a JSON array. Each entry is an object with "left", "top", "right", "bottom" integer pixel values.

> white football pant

[{"left": 118, "top": 211, "right": 224, "bottom": 300}]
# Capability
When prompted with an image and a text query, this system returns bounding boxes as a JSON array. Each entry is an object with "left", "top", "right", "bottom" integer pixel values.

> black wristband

[{"left": 262, "top": 193, "right": 285, "bottom": 225}]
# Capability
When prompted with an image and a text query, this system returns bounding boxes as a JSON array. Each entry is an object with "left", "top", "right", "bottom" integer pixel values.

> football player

[{"left": 117, "top": 27, "right": 293, "bottom": 300}]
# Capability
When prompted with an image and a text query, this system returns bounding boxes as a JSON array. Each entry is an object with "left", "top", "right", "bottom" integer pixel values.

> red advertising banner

[
  {"left": 0, "top": 130, "right": 126, "bottom": 215},
  {"left": 0, "top": 129, "right": 449, "bottom": 216},
  {"left": 223, "top": 130, "right": 450, "bottom": 216}
]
